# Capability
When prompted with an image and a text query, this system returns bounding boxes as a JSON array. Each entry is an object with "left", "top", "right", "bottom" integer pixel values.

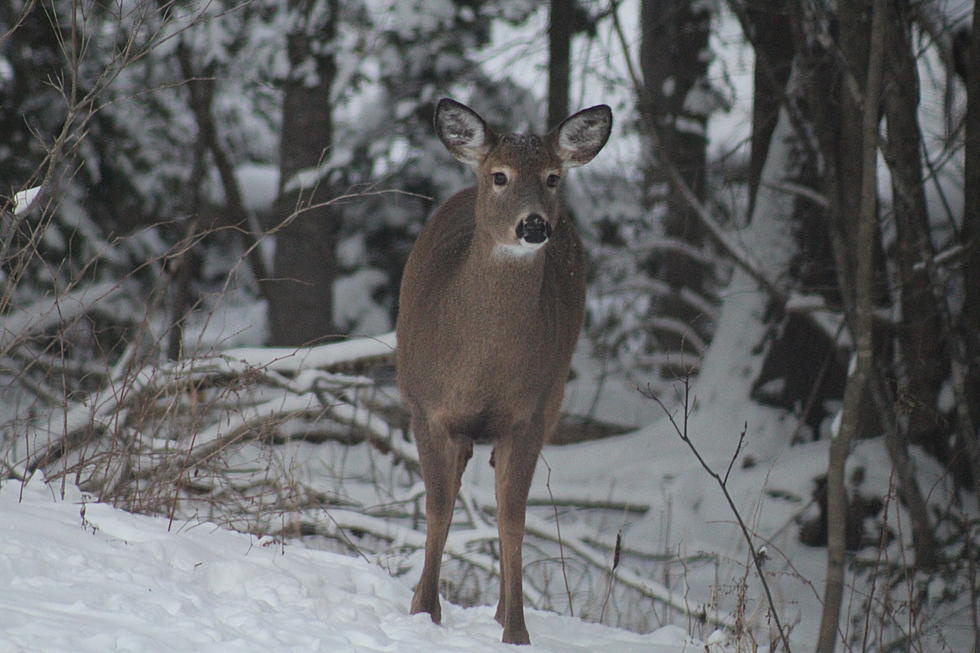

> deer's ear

[
  {"left": 435, "top": 99, "right": 495, "bottom": 168},
  {"left": 549, "top": 105, "right": 612, "bottom": 169}
]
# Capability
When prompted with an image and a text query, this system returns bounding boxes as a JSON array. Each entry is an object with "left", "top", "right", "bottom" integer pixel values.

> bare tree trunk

[
  {"left": 816, "top": 1, "right": 886, "bottom": 650},
  {"left": 548, "top": 0, "right": 572, "bottom": 130},
  {"left": 267, "top": 0, "right": 340, "bottom": 346},
  {"left": 962, "top": 0, "right": 980, "bottom": 483},
  {"left": 866, "top": 0, "right": 940, "bottom": 570},
  {"left": 741, "top": 0, "right": 794, "bottom": 214},
  {"left": 735, "top": 1, "right": 848, "bottom": 435},
  {"left": 879, "top": 0, "right": 947, "bottom": 458},
  {"left": 639, "top": 0, "right": 715, "bottom": 375}
]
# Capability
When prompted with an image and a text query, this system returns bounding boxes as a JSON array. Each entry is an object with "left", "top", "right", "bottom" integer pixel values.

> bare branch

[{"left": 642, "top": 378, "right": 793, "bottom": 652}]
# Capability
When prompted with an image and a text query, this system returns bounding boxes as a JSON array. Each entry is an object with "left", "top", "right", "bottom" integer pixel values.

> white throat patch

[{"left": 493, "top": 240, "right": 545, "bottom": 260}]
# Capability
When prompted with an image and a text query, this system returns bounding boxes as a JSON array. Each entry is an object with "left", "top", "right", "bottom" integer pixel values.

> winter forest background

[{"left": 2, "top": 1, "right": 979, "bottom": 651}]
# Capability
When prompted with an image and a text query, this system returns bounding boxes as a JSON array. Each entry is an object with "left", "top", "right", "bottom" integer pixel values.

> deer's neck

[{"left": 457, "top": 228, "right": 547, "bottom": 314}]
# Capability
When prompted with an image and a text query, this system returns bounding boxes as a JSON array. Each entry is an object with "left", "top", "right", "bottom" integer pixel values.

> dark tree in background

[
  {"left": 547, "top": 0, "right": 596, "bottom": 130},
  {"left": 963, "top": 1, "right": 980, "bottom": 471},
  {"left": 267, "top": 0, "right": 340, "bottom": 346},
  {"left": 638, "top": 0, "right": 718, "bottom": 377},
  {"left": 740, "top": 0, "right": 794, "bottom": 215},
  {"left": 733, "top": 1, "right": 846, "bottom": 436},
  {"left": 548, "top": 0, "right": 573, "bottom": 130},
  {"left": 878, "top": 0, "right": 947, "bottom": 462}
]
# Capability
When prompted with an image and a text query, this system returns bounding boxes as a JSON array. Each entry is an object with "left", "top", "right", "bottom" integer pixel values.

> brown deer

[{"left": 396, "top": 98, "right": 612, "bottom": 645}]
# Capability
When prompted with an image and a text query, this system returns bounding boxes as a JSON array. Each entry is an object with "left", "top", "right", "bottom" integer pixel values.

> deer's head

[{"left": 434, "top": 98, "right": 612, "bottom": 257}]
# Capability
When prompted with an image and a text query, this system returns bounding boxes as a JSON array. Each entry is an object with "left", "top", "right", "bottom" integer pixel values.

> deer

[{"left": 396, "top": 98, "right": 612, "bottom": 645}]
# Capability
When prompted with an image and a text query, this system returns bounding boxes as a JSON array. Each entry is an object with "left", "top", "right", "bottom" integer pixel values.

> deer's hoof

[
  {"left": 410, "top": 595, "right": 441, "bottom": 625},
  {"left": 502, "top": 627, "right": 531, "bottom": 646}
]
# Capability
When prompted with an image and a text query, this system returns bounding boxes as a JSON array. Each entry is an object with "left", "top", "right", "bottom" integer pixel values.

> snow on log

[
  {"left": 222, "top": 332, "right": 396, "bottom": 373},
  {"left": 0, "top": 281, "right": 119, "bottom": 353}
]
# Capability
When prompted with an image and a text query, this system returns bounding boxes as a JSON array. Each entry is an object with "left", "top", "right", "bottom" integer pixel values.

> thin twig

[
  {"left": 642, "top": 377, "right": 793, "bottom": 652},
  {"left": 599, "top": 525, "right": 624, "bottom": 624},
  {"left": 541, "top": 456, "right": 574, "bottom": 617}
]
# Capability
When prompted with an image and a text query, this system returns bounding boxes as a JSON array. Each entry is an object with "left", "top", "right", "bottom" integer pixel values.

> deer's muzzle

[{"left": 516, "top": 214, "right": 552, "bottom": 246}]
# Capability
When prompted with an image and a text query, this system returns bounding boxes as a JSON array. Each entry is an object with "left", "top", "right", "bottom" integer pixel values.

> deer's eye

[
  {"left": 546, "top": 174, "right": 560, "bottom": 188},
  {"left": 492, "top": 172, "right": 508, "bottom": 186}
]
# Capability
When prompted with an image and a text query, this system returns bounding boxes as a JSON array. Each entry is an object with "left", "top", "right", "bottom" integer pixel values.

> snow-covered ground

[
  {"left": 0, "top": 478, "right": 709, "bottom": 652},
  {"left": 2, "top": 5, "right": 975, "bottom": 652}
]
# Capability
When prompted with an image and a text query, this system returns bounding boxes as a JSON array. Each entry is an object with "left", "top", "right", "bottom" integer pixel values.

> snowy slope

[{"left": 0, "top": 479, "right": 709, "bottom": 653}]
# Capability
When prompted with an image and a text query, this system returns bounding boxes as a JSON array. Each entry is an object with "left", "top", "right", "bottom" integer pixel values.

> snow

[
  {"left": 0, "top": 478, "right": 708, "bottom": 652},
  {"left": 334, "top": 269, "right": 393, "bottom": 334},
  {"left": 12, "top": 186, "right": 40, "bottom": 215},
  {"left": 0, "top": 282, "right": 120, "bottom": 352},
  {"left": 223, "top": 332, "right": 396, "bottom": 373},
  {"left": 0, "top": 55, "right": 12, "bottom": 84},
  {"left": 181, "top": 297, "right": 270, "bottom": 352},
  {"left": 234, "top": 164, "right": 279, "bottom": 212}
]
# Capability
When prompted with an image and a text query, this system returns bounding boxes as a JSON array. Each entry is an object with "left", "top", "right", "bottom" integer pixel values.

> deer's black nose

[{"left": 516, "top": 214, "right": 552, "bottom": 244}]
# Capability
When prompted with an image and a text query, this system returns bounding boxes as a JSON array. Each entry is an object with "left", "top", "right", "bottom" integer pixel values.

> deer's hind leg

[{"left": 410, "top": 414, "right": 473, "bottom": 624}]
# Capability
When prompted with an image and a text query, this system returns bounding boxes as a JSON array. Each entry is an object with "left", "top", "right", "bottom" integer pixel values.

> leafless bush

[{"left": 3, "top": 315, "right": 734, "bottom": 635}]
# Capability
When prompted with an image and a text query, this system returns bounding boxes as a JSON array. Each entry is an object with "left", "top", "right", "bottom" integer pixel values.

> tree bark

[
  {"left": 548, "top": 0, "right": 572, "bottom": 130},
  {"left": 736, "top": 1, "right": 848, "bottom": 435},
  {"left": 962, "top": 0, "right": 980, "bottom": 482},
  {"left": 742, "top": 0, "right": 794, "bottom": 215},
  {"left": 816, "top": 1, "right": 886, "bottom": 650},
  {"left": 795, "top": 0, "right": 881, "bottom": 445},
  {"left": 639, "top": 0, "right": 715, "bottom": 375},
  {"left": 868, "top": 0, "right": 940, "bottom": 570},
  {"left": 879, "top": 0, "right": 947, "bottom": 456},
  {"left": 267, "top": 0, "right": 340, "bottom": 346}
]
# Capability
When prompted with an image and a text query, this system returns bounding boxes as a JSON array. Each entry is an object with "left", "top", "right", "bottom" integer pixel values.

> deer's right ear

[{"left": 435, "top": 99, "right": 494, "bottom": 168}]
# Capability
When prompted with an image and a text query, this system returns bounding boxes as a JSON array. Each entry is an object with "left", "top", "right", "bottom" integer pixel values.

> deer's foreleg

[
  {"left": 410, "top": 417, "right": 472, "bottom": 624},
  {"left": 491, "top": 433, "right": 541, "bottom": 645}
]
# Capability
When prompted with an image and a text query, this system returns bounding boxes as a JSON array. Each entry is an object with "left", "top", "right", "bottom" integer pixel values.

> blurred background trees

[{"left": 2, "top": 1, "right": 979, "bottom": 649}]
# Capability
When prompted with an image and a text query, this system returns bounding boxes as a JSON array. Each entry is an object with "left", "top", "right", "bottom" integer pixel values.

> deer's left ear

[{"left": 548, "top": 105, "right": 613, "bottom": 169}]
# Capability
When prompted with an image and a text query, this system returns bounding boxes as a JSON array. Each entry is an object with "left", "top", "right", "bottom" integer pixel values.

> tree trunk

[
  {"left": 961, "top": 0, "right": 980, "bottom": 482},
  {"left": 267, "top": 0, "right": 340, "bottom": 346},
  {"left": 737, "top": 1, "right": 848, "bottom": 436},
  {"left": 869, "top": 0, "right": 940, "bottom": 570},
  {"left": 742, "top": 0, "right": 794, "bottom": 215},
  {"left": 794, "top": 0, "right": 883, "bottom": 450},
  {"left": 879, "top": 0, "right": 947, "bottom": 457},
  {"left": 816, "top": 3, "right": 886, "bottom": 649},
  {"left": 548, "top": 0, "right": 572, "bottom": 130},
  {"left": 639, "top": 0, "right": 715, "bottom": 375}
]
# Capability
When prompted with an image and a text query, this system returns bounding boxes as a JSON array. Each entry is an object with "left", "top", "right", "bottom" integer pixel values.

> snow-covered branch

[{"left": 0, "top": 281, "right": 120, "bottom": 355}]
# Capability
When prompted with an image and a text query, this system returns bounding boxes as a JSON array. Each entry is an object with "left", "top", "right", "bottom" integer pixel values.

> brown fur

[{"left": 396, "top": 99, "right": 610, "bottom": 645}]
